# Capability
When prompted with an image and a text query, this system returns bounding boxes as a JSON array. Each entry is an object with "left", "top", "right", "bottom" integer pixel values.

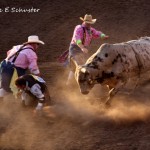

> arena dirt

[{"left": 0, "top": 0, "right": 150, "bottom": 149}]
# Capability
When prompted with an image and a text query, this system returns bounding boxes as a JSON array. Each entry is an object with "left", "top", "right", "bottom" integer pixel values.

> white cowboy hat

[
  {"left": 80, "top": 14, "right": 97, "bottom": 24},
  {"left": 24, "top": 35, "right": 45, "bottom": 45}
]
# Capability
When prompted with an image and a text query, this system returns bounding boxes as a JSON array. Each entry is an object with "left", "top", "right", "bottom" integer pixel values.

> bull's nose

[{"left": 81, "top": 91, "right": 89, "bottom": 95}]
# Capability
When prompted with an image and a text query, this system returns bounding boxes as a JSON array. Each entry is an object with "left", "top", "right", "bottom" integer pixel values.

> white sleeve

[{"left": 30, "top": 83, "right": 44, "bottom": 99}]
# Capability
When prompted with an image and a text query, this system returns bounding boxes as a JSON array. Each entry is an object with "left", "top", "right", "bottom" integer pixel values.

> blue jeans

[{"left": 0, "top": 60, "right": 26, "bottom": 92}]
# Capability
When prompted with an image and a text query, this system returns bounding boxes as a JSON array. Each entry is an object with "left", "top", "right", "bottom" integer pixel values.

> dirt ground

[
  {"left": 1, "top": 72, "right": 150, "bottom": 150},
  {"left": 0, "top": 0, "right": 150, "bottom": 150},
  {"left": 1, "top": 66, "right": 150, "bottom": 150}
]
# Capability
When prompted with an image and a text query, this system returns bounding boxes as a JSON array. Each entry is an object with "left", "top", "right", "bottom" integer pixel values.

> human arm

[
  {"left": 100, "top": 33, "right": 109, "bottom": 40},
  {"left": 73, "top": 25, "right": 89, "bottom": 53},
  {"left": 30, "top": 83, "right": 45, "bottom": 111},
  {"left": 91, "top": 27, "right": 109, "bottom": 40},
  {"left": 77, "top": 42, "right": 88, "bottom": 54},
  {"left": 26, "top": 50, "right": 40, "bottom": 75}
]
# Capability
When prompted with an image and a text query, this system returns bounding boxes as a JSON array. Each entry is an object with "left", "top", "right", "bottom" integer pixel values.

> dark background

[{"left": 0, "top": 0, "right": 149, "bottom": 62}]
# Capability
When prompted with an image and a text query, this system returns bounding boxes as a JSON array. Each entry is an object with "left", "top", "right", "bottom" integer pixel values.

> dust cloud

[
  {"left": 0, "top": 74, "right": 150, "bottom": 150},
  {"left": 58, "top": 85, "right": 150, "bottom": 124}
]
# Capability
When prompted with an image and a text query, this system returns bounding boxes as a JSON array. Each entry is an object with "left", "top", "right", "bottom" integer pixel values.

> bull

[{"left": 72, "top": 37, "right": 150, "bottom": 105}]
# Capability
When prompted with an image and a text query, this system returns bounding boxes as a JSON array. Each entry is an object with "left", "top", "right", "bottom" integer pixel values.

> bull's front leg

[{"left": 105, "top": 80, "right": 125, "bottom": 107}]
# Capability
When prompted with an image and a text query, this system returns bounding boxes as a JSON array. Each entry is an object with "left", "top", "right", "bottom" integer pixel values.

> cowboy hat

[
  {"left": 80, "top": 14, "right": 97, "bottom": 24},
  {"left": 24, "top": 35, "right": 45, "bottom": 45}
]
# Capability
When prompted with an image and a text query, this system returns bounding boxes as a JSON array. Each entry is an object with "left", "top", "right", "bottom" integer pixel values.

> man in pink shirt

[
  {"left": 66, "top": 14, "right": 109, "bottom": 85},
  {"left": 0, "top": 35, "right": 44, "bottom": 100}
]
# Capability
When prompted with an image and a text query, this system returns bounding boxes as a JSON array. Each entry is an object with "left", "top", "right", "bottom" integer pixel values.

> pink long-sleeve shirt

[
  {"left": 70, "top": 24, "right": 104, "bottom": 47},
  {"left": 6, "top": 44, "right": 40, "bottom": 74}
]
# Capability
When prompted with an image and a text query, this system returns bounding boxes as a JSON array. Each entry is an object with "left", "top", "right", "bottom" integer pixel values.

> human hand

[
  {"left": 102, "top": 35, "right": 109, "bottom": 40},
  {"left": 16, "top": 90, "right": 23, "bottom": 99},
  {"left": 14, "top": 90, "right": 23, "bottom": 99},
  {"left": 81, "top": 47, "right": 88, "bottom": 54}
]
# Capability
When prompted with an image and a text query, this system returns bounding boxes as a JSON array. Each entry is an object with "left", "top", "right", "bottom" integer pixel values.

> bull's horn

[{"left": 70, "top": 57, "right": 79, "bottom": 67}]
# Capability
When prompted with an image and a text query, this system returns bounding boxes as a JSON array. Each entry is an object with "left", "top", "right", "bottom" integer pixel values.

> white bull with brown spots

[{"left": 73, "top": 37, "right": 150, "bottom": 105}]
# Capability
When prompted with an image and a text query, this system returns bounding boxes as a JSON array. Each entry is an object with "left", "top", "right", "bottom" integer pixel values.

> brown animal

[{"left": 73, "top": 37, "right": 150, "bottom": 105}]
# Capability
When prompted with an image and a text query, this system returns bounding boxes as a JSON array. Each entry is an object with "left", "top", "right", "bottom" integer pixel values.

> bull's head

[
  {"left": 71, "top": 58, "right": 95, "bottom": 94},
  {"left": 71, "top": 43, "right": 118, "bottom": 94}
]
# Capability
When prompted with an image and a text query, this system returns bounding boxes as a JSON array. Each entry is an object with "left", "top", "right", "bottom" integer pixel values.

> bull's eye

[
  {"left": 88, "top": 78, "right": 93, "bottom": 84},
  {"left": 105, "top": 53, "right": 108, "bottom": 57}
]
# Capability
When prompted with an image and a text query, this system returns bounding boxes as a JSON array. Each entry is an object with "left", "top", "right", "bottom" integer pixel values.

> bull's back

[
  {"left": 126, "top": 38, "right": 150, "bottom": 71},
  {"left": 107, "top": 38, "right": 150, "bottom": 77}
]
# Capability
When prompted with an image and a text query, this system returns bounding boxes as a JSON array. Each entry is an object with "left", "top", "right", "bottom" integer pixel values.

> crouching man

[{"left": 15, "top": 74, "right": 51, "bottom": 115}]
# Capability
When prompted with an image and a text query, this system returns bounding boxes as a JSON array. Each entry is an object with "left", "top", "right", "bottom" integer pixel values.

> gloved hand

[
  {"left": 16, "top": 89, "right": 23, "bottom": 99},
  {"left": 103, "top": 35, "right": 109, "bottom": 40},
  {"left": 101, "top": 34, "right": 109, "bottom": 40},
  {"left": 34, "top": 103, "right": 43, "bottom": 117},
  {"left": 36, "top": 102, "right": 43, "bottom": 110}
]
